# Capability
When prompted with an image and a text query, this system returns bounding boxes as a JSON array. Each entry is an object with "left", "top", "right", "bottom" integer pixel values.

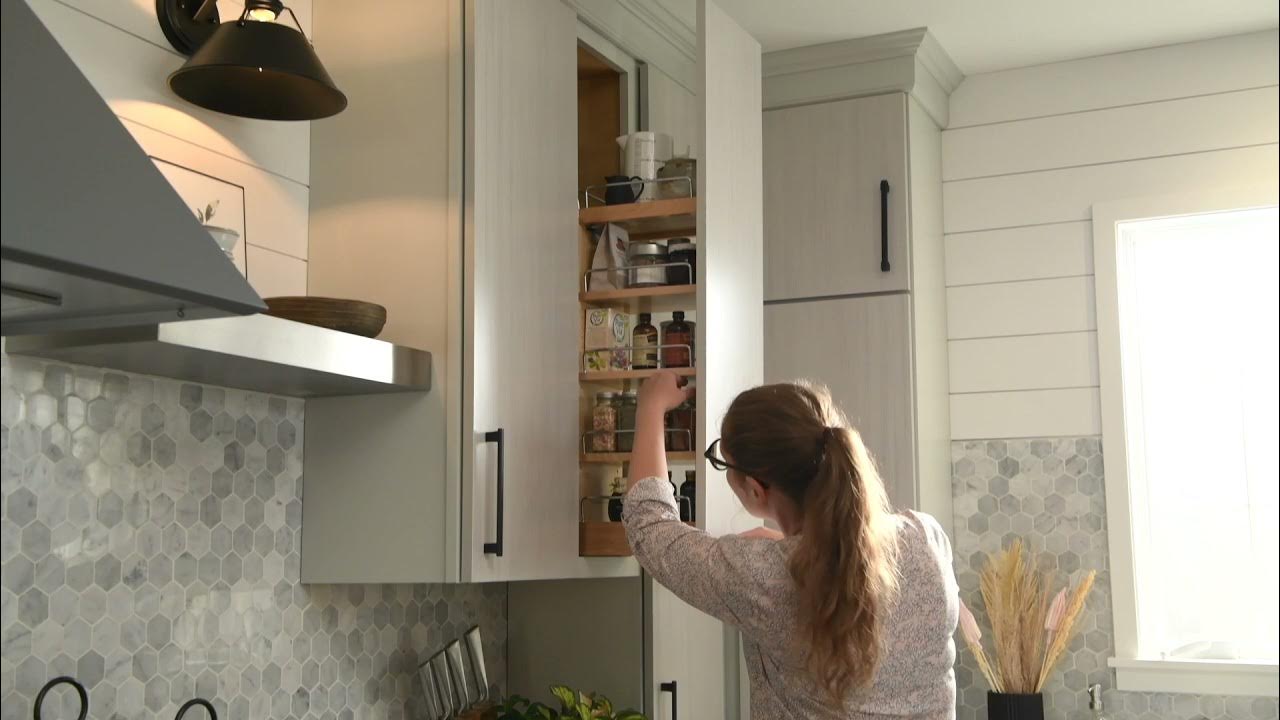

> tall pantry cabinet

[
  {"left": 763, "top": 91, "right": 953, "bottom": 528},
  {"left": 303, "top": 0, "right": 763, "bottom": 716}
]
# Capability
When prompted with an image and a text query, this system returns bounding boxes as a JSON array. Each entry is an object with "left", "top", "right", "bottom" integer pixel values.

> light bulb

[{"left": 246, "top": 7, "right": 278, "bottom": 22}]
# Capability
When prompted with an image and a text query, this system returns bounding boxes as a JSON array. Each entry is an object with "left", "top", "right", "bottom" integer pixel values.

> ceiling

[{"left": 653, "top": 0, "right": 1278, "bottom": 74}]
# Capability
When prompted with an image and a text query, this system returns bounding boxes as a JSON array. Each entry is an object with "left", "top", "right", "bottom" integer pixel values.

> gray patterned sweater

[{"left": 624, "top": 476, "right": 958, "bottom": 719}]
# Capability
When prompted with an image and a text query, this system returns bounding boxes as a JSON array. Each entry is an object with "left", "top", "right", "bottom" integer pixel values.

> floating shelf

[
  {"left": 580, "top": 451, "right": 696, "bottom": 465},
  {"left": 579, "top": 367, "right": 695, "bottom": 382},
  {"left": 578, "top": 197, "right": 696, "bottom": 240}
]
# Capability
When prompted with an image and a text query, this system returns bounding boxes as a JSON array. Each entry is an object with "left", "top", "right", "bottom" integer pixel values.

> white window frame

[{"left": 1092, "top": 184, "right": 1280, "bottom": 698}]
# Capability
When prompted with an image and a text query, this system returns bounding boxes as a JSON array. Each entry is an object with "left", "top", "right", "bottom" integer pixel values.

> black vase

[
  {"left": 607, "top": 493, "right": 624, "bottom": 522},
  {"left": 987, "top": 692, "right": 1044, "bottom": 720}
]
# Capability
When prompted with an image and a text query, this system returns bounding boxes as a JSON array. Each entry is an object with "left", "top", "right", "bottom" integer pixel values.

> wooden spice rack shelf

[
  {"left": 580, "top": 451, "right": 696, "bottom": 465},
  {"left": 579, "top": 367, "right": 695, "bottom": 382},
  {"left": 579, "top": 520, "right": 695, "bottom": 557},
  {"left": 579, "top": 285, "right": 695, "bottom": 304},
  {"left": 578, "top": 197, "right": 696, "bottom": 240}
]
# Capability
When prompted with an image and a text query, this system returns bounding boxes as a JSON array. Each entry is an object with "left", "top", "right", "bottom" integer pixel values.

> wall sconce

[{"left": 156, "top": 0, "right": 346, "bottom": 121}]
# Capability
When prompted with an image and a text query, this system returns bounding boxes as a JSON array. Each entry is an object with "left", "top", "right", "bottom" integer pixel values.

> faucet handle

[{"left": 1087, "top": 683, "right": 1104, "bottom": 711}]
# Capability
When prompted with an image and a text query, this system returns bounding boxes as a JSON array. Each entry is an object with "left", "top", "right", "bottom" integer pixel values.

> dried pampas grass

[{"left": 959, "top": 539, "right": 1096, "bottom": 694}]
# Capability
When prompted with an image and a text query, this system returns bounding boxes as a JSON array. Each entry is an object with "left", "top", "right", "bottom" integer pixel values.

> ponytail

[
  {"left": 722, "top": 383, "right": 899, "bottom": 702},
  {"left": 790, "top": 426, "right": 898, "bottom": 699}
]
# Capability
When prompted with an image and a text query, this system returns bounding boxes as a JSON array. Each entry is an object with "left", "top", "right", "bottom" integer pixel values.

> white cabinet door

[
  {"left": 763, "top": 93, "right": 909, "bottom": 302},
  {"left": 764, "top": 294, "right": 917, "bottom": 509},
  {"left": 463, "top": 0, "right": 581, "bottom": 581},
  {"left": 645, "top": 1, "right": 764, "bottom": 717}
]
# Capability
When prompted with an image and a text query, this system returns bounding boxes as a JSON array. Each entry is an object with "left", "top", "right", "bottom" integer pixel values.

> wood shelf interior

[
  {"left": 579, "top": 520, "right": 695, "bottom": 557},
  {"left": 579, "top": 285, "right": 695, "bottom": 314},
  {"left": 580, "top": 451, "right": 696, "bottom": 465},
  {"left": 578, "top": 197, "right": 696, "bottom": 240},
  {"left": 579, "top": 367, "right": 695, "bottom": 382}
]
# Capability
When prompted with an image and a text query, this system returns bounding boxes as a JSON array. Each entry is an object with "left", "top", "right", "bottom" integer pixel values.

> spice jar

[
  {"left": 667, "top": 239, "right": 696, "bottom": 285},
  {"left": 627, "top": 242, "right": 668, "bottom": 287},
  {"left": 632, "top": 314, "right": 658, "bottom": 370},
  {"left": 680, "top": 470, "right": 696, "bottom": 522},
  {"left": 617, "top": 390, "right": 638, "bottom": 452},
  {"left": 662, "top": 311, "right": 693, "bottom": 368},
  {"left": 591, "top": 391, "right": 620, "bottom": 453},
  {"left": 665, "top": 400, "right": 693, "bottom": 451}
]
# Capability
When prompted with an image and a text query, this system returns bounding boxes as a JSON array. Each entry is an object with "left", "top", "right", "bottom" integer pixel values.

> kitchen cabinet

[
  {"left": 763, "top": 93, "right": 910, "bottom": 301},
  {"left": 763, "top": 93, "right": 952, "bottom": 529},
  {"left": 303, "top": 0, "right": 761, "bottom": 714},
  {"left": 303, "top": 0, "right": 604, "bottom": 585},
  {"left": 302, "top": 0, "right": 762, "bottom": 577},
  {"left": 765, "top": 294, "right": 914, "bottom": 507}
]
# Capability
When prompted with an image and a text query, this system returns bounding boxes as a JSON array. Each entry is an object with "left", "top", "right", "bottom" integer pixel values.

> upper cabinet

[
  {"left": 301, "top": 0, "right": 762, "bottom": 588},
  {"left": 463, "top": 0, "right": 584, "bottom": 582},
  {"left": 763, "top": 93, "right": 909, "bottom": 301}
]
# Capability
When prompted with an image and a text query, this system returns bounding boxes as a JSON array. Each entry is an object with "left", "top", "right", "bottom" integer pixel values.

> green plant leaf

[{"left": 550, "top": 685, "right": 576, "bottom": 709}]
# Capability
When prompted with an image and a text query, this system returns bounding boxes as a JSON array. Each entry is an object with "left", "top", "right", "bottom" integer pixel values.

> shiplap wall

[
  {"left": 26, "top": 0, "right": 312, "bottom": 297},
  {"left": 942, "top": 30, "right": 1279, "bottom": 439}
]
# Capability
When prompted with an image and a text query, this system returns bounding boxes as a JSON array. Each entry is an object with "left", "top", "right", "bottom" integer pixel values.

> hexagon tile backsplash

[
  {"left": 1, "top": 353, "right": 507, "bottom": 720},
  {"left": 951, "top": 439, "right": 1278, "bottom": 720}
]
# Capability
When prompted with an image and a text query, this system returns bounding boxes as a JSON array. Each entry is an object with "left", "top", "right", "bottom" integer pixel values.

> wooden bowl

[{"left": 263, "top": 296, "right": 387, "bottom": 338}]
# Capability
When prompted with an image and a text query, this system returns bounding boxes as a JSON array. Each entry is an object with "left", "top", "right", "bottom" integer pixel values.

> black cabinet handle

[
  {"left": 879, "top": 179, "right": 891, "bottom": 273},
  {"left": 483, "top": 429, "right": 505, "bottom": 556},
  {"left": 660, "top": 680, "right": 678, "bottom": 720}
]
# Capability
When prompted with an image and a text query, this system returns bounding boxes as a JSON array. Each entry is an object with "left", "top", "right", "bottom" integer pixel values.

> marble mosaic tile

[
  {"left": 951, "top": 438, "right": 1277, "bottom": 720},
  {"left": 1, "top": 353, "right": 507, "bottom": 720}
]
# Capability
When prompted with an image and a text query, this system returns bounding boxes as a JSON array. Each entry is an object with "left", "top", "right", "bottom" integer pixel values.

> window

[{"left": 1094, "top": 191, "right": 1280, "bottom": 697}]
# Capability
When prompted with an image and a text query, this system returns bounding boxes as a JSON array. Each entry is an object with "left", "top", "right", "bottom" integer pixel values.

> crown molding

[
  {"left": 763, "top": 28, "right": 930, "bottom": 78},
  {"left": 566, "top": 0, "right": 697, "bottom": 91},
  {"left": 616, "top": 0, "right": 695, "bottom": 59},
  {"left": 916, "top": 30, "right": 964, "bottom": 94},
  {"left": 762, "top": 27, "right": 964, "bottom": 127}
]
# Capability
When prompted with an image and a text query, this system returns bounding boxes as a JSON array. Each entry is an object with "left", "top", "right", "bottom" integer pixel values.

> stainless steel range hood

[{"left": 1, "top": 0, "right": 266, "bottom": 337}]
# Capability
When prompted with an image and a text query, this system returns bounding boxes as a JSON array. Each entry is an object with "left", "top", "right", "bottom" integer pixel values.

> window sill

[{"left": 1110, "top": 658, "right": 1279, "bottom": 697}]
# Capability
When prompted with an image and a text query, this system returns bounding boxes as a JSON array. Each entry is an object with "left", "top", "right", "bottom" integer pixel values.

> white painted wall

[
  {"left": 942, "top": 30, "right": 1279, "bottom": 439},
  {"left": 27, "top": 0, "right": 312, "bottom": 297}
]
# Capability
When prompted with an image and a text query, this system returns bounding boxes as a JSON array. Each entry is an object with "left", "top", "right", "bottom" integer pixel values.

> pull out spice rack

[{"left": 577, "top": 190, "right": 698, "bottom": 557}]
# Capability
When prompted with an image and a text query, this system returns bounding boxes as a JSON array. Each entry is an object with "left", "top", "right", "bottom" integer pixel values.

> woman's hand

[
  {"left": 627, "top": 372, "right": 694, "bottom": 491},
  {"left": 637, "top": 371, "right": 694, "bottom": 417}
]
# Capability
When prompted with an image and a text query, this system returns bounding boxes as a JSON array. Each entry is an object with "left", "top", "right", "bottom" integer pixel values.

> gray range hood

[{"left": 1, "top": 0, "right": 266, "bottom": 337}]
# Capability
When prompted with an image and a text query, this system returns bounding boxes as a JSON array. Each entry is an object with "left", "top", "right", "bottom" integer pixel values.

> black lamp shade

[{"left": 168, "top": 20, "right": 346, "bottom": 121}]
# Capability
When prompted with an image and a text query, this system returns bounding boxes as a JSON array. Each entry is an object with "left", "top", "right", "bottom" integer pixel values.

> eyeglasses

[{"left": 705, "top": 438, "right": 751, "bottom": 477}]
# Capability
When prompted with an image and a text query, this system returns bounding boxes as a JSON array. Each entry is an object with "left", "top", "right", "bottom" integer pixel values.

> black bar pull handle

[
  {"left": 660, "top": 680, "right": 678, "bottom": 720},
  {"left": 879, "top": 179, "right": 891, "bottom": 273},
  {"left": 483, "top": 429, "right": 505, "bottom": 556}
]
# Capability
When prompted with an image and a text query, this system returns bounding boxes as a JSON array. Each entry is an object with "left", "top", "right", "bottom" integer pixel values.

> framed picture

[{"left": 150, "top": 157, "right": 248, "bottom": 277}]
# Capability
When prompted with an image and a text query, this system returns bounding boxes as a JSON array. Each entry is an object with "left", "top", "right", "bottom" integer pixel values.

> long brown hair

[{"left": 721, "top": 382, "right": 899, "bottom": 701}]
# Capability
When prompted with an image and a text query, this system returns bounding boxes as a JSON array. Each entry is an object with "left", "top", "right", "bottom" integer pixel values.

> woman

[{"left": 623, "top": 372, "right": 958, "bottom": 719}]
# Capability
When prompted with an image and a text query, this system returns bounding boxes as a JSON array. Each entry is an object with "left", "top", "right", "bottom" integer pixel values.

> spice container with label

[
  {"left": 617, "top": 390, "right": 638, "bottom": 452},
  {"left": 665, "top": 400, "right": 693, "bottom": 451},
  {"left": 591, "top": 392, "right": 620, "bottom": 452},
  {"left": 627, "top": 242, "right": 668, "bottom": 287},
  {"left": 667, "top": 239, "right": 696, "bottom": 285},
  {"left": 680, "top": 470, "right": 696, "bottom": 522},
  {"left": 632, "top": 314, "right": 658, "bottom": 369},
  {"left": 584, "top": 308, "right": 631, "bottom": 372},
  {"left": 662, "top": 311, "right": 693, "bottom": 368}
]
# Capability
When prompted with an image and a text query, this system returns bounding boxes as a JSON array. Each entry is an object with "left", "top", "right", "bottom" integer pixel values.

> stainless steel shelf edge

[{"left": 5, "top": 314, "right": 431, "bottom": 398}]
